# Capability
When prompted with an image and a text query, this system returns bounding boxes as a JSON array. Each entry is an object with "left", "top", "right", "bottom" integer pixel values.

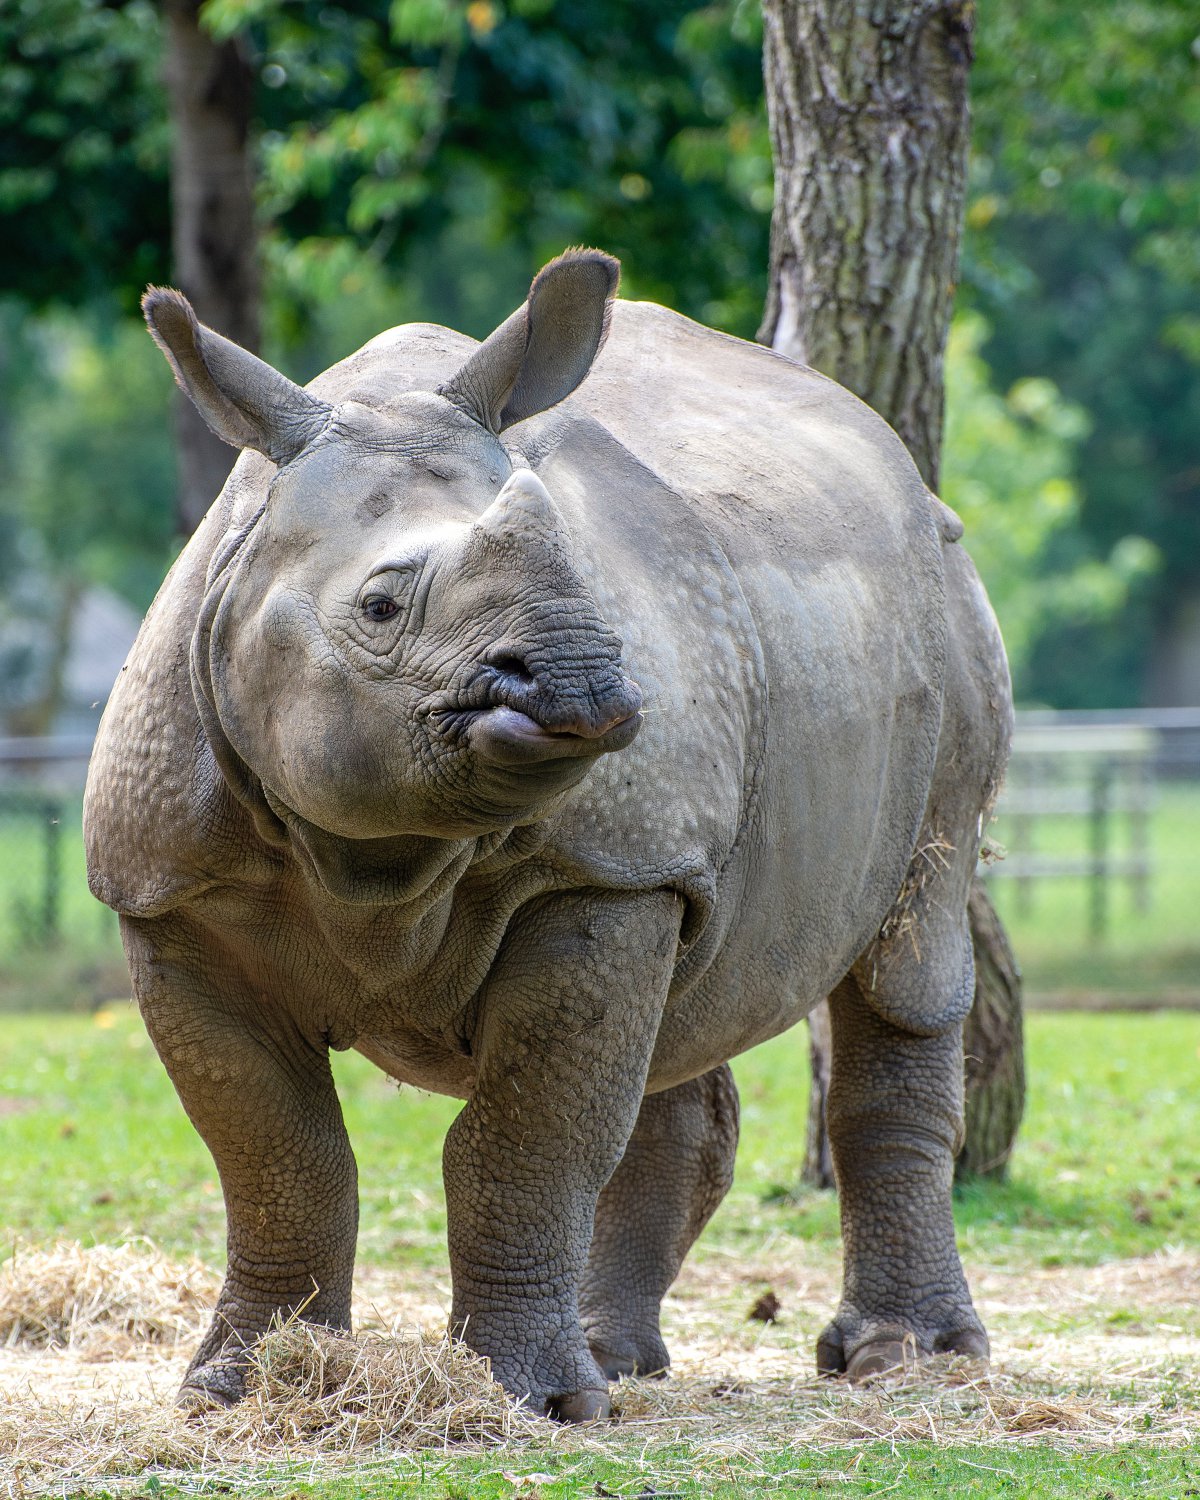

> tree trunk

[
  {"left": 760, "top": 0, "right": 1024, "bottom": 1183},
  {"left": 801, "top": 995, "right": 835, "bottom": 1188},
  {"left": 958, "top": 880, "right": 1024, "bottom": 1177},
  {"left": 161, "top": 0, "right": 259, "bottom": 535}
]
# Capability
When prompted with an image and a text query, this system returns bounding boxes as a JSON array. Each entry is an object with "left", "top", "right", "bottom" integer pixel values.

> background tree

[
  {"left": 161, "top": 0, "right": 261, "bottom": 530},
  {"left": 967, "top": 0, "right": 1199, "bottom": 708},
  {"left": 0, "top": 0, "right": 1192, "bottom": 728},
  {"left": 758, "top": 0, "right": 1024, "bottom": 1181}
]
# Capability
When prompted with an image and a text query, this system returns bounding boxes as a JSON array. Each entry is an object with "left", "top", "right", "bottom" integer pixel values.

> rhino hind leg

[
  {"left": 817, "top": 906, "right": 989, "bottom": 1381},
  {"left": 579, "top": 1064, "right": 740, "bottom": 1381},
  {"left": 121, "top": 917, "right": 359, "bottom": 1409}
]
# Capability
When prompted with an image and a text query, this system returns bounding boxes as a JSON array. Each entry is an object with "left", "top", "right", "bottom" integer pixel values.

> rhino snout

[
  {"left": 470, "top": 648, "right": 643, "bottom": 767},
  {"left": 469, "top": 703, "right": 642, "bottom": 768}
]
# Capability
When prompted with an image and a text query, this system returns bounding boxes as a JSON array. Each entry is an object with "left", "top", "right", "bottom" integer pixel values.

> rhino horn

[
  {"left": 472, "top": 469, "right": 573, "bottom": 553},
  {"left": 439, "top": 248, "right": 619, "bottom": 435},
  {"left": 142, "top": 288, "right": 332, "bottom": 465}
]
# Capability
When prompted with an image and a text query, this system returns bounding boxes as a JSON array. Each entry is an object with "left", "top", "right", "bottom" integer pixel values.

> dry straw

[
  {"left": 1, "top": 1241, "right": 1197, "bottom": 1496},
  {"left": 0, "top": 1240, "right": 218, "bottom": 1355}
]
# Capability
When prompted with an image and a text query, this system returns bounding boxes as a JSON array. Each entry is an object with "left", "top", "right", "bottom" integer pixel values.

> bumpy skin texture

[
  {"left": 581, "top": 1064, "right": 739, "bottom": 1381},
  {"left": 84, "top": 251, "right": 1011, "bottom": 1418}
]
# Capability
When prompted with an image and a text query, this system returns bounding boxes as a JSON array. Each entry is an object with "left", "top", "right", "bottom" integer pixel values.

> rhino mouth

[{"left": 467, "top": 703, "right": 642, "bottom": 767}]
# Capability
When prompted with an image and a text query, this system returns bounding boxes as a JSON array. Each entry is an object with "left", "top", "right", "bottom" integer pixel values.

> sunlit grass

[{"left": 2, "top": 1009, "right": 1196, "bottom": 1274}]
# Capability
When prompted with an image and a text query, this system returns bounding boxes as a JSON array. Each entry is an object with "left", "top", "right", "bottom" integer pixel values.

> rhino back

[{"left": 569, "top": 303, "right": 950, "bottom": 1010}]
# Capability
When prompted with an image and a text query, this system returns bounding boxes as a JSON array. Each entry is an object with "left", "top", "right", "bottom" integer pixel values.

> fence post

[
  {"left": 1088, "top": 762, "right": 1111, "bottom": 941},
  {"left": 1014, "top": 756, "right": 1036, "bottom": 917},
  {"left": 1129, "top": 754, "right": 1151, "bottom": 914},
  {"left": 41, "top": 798, "right": 63, "bottom": 944}
]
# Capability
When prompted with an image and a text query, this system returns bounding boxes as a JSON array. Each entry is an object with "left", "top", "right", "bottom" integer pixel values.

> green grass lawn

[
  {"left": 985, "top": 782, "right": 1200, "bottom": 998},
  {"left": 3, "top": 1008, "right": 1198, "bottom": 1498},
  {"left": 67, "top": 1443, "right": 1197, "bottom": 1499},
  {"left": 3, "top": 1009, "right": 1196, "bottom": 1275}
]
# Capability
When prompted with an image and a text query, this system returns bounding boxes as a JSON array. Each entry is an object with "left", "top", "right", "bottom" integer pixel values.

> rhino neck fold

[
  {"left": 263, "top": 789, "right": 477, "bottom": 909},
  {"left": 190, "top": 560, "right": 290, "bottom": 851}
]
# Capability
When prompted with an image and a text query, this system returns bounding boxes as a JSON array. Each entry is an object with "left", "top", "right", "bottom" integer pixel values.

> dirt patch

[{"left": 1, "top": 1241, "right": 1197, "bottom": 1495}]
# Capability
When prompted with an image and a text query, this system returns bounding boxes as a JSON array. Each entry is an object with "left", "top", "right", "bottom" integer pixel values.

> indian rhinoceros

[{"left": 84, "top": 248, "right": 1011, "bottom": 1421}]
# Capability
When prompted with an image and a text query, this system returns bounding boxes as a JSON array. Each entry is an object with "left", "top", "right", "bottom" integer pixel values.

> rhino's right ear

[
  {"left": 437, "top": 248, "right": 619, "bottom": 434},
  {"left": 142, "top": 288, "right": 332, "bottom": 465}
]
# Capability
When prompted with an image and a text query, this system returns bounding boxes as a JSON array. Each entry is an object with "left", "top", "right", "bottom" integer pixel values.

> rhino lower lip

[{"left": 469, "top": 705, "right": 642, "bottom": 767}]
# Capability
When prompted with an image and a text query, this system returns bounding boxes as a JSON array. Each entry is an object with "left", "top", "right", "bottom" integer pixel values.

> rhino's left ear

[
  {"left": 142, "top": 287, "right": 332, "bottom": 465},
  {"left": 438, "top": 248, "right": 619, "bottom": 434}
]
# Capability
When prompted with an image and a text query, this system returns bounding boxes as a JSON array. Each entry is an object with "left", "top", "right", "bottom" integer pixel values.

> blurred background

[{"left": 0, "top": 0, "right": 1197, "bottom": 1012}]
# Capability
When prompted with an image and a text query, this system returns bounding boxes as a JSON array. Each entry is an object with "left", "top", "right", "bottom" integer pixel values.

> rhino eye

[{"left": 363, "top": 596, "right": 400, "bottom": 622}]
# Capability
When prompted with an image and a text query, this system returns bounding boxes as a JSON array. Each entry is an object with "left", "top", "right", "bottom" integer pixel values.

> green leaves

[
  {"left": 964, "top": 0, "right": 1200, "bottom": 705},
  {"left": 942, "top": 312, "right": 1159, "bottom": 695}
]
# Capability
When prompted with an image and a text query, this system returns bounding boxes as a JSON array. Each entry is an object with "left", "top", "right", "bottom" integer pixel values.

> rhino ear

[
  {"left": 142, "top": 288, "right": 332, "bottom": 465},
  {"left": 438, "top": 248, "right": 619, "bottom": 434}
]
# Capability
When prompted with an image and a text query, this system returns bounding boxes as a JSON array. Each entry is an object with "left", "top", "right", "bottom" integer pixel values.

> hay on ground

[
  {"left": 213, "top": 1320, "right": 547, "bottom": 1450},
  {"left": 1, "top": 1319, "right": 548, "bottom": 1487},
  {"left": 2, "top": 1241, "right": 1199, "bottom": 1494},
  {"left": 0, "top": 1242, "right": 216, "bottom": 1354}
]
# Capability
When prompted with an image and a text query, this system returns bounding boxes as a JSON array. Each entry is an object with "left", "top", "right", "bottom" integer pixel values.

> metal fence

[{"left": 0, "top": 736, "right": 112, "bottom": 954}]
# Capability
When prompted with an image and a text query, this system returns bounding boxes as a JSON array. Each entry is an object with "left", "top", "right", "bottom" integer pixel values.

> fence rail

[{"left": 0, "top": 712, "right": 1198, "bottom": 951}]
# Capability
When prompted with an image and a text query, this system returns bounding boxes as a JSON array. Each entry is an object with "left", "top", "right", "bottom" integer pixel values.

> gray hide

[{"left": 85, "top": 249, "right": 1011, "bottom": 1420}]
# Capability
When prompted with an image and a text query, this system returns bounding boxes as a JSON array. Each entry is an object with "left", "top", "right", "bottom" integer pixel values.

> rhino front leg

[
  {"left": 442, "top": 889, "right": 680, "bottom": 1421},
  {"left": 818, "top": 956, "right": 988, "bottom": 1381},
  {"left": 122, "top": 916, "right": 359, "bottom": 1408},
  {"left": 579, "top": 1064, "right": 739, "bottom": 1380}
]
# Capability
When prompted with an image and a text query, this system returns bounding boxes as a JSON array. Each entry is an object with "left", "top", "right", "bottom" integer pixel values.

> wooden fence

[{"left": 984, "top": 723, "right": 1154, "bottom": 940}]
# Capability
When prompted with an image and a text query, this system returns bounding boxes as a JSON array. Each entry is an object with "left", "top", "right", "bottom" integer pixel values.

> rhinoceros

[{"left": 84, "top": 249, "right": 1011, "bottom": 1421}]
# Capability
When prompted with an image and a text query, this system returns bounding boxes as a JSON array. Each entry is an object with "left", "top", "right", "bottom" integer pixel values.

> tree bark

[
  {"left": 760, "top": 0, "right": 1024, "bottom": 1183},
  {"left": 161, "top": 0, "right": 259, "bottom": 535},
  {"left": 958, "top": 880, "right": 1024, "bottom": 1177}
]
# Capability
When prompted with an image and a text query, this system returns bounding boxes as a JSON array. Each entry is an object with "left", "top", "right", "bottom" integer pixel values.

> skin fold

[{"left": 83, "top": 249, "right": 1011, "bottom": 1420}]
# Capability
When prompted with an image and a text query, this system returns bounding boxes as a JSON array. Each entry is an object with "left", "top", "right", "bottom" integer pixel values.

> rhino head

[{"left": 143, "top": 251, "right": 642, "bottom": 846}]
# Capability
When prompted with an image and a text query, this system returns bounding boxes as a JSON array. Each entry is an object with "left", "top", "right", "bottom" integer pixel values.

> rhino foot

[
  {"left": 544, "top": 1386, "right": 612, "bottom": 1422},
  {"left": 585, "top": 1327, "right": 670, "bottom": 1382},
  {"left": 816, "top": 1313, "right": 989, "bottom": 1382},
  {"left": 176, "top": 1359, "right": 246, "bottom": 1411}
]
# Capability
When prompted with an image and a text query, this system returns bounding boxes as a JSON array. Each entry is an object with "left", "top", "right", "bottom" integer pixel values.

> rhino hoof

[
  {"left": 545, "top": 1386, "right": 612, "bottom": 1423},
  {"left": 177, "top": 1363, "right": 245, "bottom": 1412},
  {"left": 587, "top": 1334, "right": 670, "bottom": 1382},
  {"left": 845, "top": 1339, "right": 913, "bottom": 1382},
  {"left": 934, "top": 1326, "right": 990, "bottom": 1361}
]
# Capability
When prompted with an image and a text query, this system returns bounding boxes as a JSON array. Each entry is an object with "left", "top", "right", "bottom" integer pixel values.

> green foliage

[
  {"left": 0, "top": 0, "right": 168, "bottom": 309},
  {"left": 965, "top": 0, "right": 1200, "bottom": 705},
  {"left": 225, "top": 0, "right": 770, "bottom": 340},
  {"left": 0, "top": 304, "right": 177, "bottom": 611},
  {"left": 941, "top": 313, "right": 1157, "bottom": 693}
]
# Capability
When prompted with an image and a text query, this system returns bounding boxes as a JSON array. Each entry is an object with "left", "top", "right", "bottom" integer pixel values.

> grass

[
  {"left": 2, "top": 1009, "right": 1197, "bottom": 1277},
  {"left": 3, "top": 1009, "right": 1198, "bottom": 1497},
  {"left": 985, "top": 783, "right": 1200, "bottom": 999},
  {"left": 37, "top": 1444, "right": 1200, "bottom": 1498}
]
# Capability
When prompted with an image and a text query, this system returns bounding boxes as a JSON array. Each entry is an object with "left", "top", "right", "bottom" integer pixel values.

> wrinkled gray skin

[{"left": 84, "top": 250, "right": 1011, "bottom": 1422}]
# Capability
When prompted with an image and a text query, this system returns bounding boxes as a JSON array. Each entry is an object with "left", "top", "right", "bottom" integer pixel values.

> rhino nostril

[{"left": 488, "top": 650, "right": 536, "bottom": 685}]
